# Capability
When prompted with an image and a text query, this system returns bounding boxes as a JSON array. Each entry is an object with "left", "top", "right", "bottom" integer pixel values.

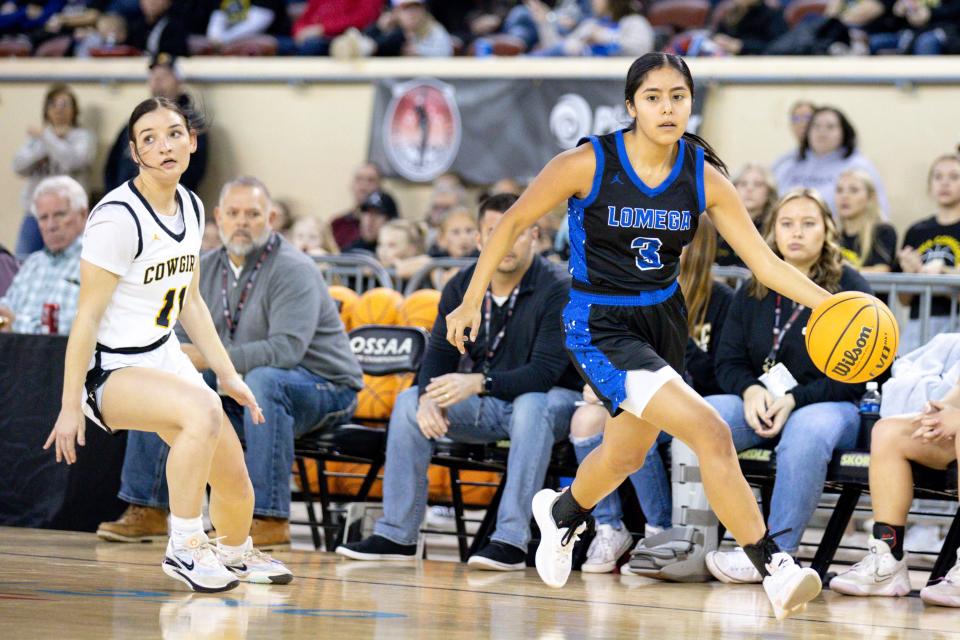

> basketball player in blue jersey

[
  {"left": 446, "top": 53, "right": 832, "bottom": 619},
  {"left": 44, "top": 97, "right": 291, "bottom": 592}
]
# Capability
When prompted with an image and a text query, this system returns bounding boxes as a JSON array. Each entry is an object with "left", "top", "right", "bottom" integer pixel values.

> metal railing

[
  {"left": 403, "top": 258, "right": 476, "bottom": 296},
  {"left": 312, "top": 254, "right": 394, "bottom": 294}
]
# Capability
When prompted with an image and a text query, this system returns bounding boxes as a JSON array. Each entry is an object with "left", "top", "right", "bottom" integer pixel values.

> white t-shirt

[{"left": 82, "top": 180, "right": 203, "bottom": 350}]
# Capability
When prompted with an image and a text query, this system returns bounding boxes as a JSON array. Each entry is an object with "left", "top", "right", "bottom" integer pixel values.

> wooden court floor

[{"left": 0, "top": 527, "right": 956, "bottom": 640}]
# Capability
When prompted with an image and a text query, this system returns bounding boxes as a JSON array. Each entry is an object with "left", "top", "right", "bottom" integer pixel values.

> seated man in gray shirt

[{"left": 97, "top": 176, "right": 363, "bottom": 546}]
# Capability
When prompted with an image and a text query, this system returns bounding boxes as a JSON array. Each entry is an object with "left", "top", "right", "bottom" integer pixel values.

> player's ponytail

[{"left": 624, "top": 53, "right": 729, "bottom": 177}]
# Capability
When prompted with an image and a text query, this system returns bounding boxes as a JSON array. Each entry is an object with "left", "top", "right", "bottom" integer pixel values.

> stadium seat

[
  {"left": 34, "top": 35, "right": 71, "bottom": 57},
  {"left": 466, "top": 34, "right": 527, "bottom": 57},
  {"left": 784, "top": 0, "right": 830, "bottom": 28},
  {"left": 89, "top": 45, "right": 142, "bottom": 58},
  {"left": 222, "top": 35, "right": 279, "bottom": 56},
  {"left": 647, "top": 0, "right": 712, "bottom": 31},
  {"left": 292, "top": 324, "right": 428, "bottom": 550},
  {"left": 188, "top": 35, "right": 216, "bottom": 56},
  {"left": 0, "top": 37, "right": 32, "bottom": 57}
]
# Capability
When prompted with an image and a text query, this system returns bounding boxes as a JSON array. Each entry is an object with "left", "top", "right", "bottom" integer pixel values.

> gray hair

[
  {"left": 30, "top": 175, "right": 88, "bottom": 216},
  {"left": 217, "top": 175, "right": 272, "bottom": 208}
]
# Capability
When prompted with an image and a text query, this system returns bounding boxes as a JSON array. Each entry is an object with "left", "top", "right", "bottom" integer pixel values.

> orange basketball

[
  {"left": 354, "top": 372, "right": 414, "bottom": 422},
  {"left": 328, "top": 285, "right": 359, "bottom": 330},
  {"left": 352, "top": 287, "right": 404, "bottom": 326},
  {"left": 805, "top": 291, "right": 899, "bottom": 383},
  {"left": 400, "top": 289, "right": 441, "bottom": 330}
]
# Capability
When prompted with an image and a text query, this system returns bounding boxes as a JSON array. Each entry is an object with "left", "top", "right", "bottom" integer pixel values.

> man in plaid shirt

[{"left": 0, "top": 176, "right": 87, "bottom": 335}]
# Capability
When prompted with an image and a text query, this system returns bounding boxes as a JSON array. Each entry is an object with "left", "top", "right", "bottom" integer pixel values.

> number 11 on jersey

[{"left": 156, "top": 287, "right": 187, "bottom": 328}]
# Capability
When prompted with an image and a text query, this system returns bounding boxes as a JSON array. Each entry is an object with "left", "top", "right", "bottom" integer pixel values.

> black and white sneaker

[
  {"left": 467, "top": 541, "right": 527, "bottom": 571},
  {"left": 161, "top": 533, "right": 239, "bottom": 593},
  {"left": 336, "top": 535, "right": 417, "bottom": 561}
]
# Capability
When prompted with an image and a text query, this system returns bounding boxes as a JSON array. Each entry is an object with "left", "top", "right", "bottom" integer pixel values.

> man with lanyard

[
  {"left": 97, "top": 176, "right": 363, "bottom": 547},
  {"left": 337, "top": 193, "right": 582, "bottom": 570}
]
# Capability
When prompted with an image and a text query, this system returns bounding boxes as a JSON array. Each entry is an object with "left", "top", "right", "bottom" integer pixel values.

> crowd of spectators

[{"left": 2, "top": 0, "right": 958, "bottom": 58}]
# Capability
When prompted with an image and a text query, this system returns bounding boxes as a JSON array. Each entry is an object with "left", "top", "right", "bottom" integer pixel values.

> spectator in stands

[
  {"left": 771, "top": 100, "right": 816, "bottom": 178},
  {"left": 74, "top": 11, "right": 128, "bottom": 57},
  {"left": 426, "top": 0, "right": 533, "bottom": 49},
  {"left": 377, "top": 219, "right": 427, "bottom": 274},
  {"left": 425, "top": 178, "right": 468, "bottom": 238},
  {"left": 337, "top": 193, "right": 582, "bottom": 570},
  {"left": 773, "top": 105, "right": 889, "bottom": 218},
  {"left": 867, "top": 0, "right": 960, "bottom": 55},
  {"left": 0, "top": 244, "right": 17, "bottom": 297},
  {"left": 290, "top": 215, "right": 339, "bottom": 257},
  {"left": 703, "top": 189, "right": 871, "bottom": 581},
  {"left": 429, "top": 207, "right": 479, "bottom": 259},
  {"left": 198, "top": 0, "right": 291, "bottom": 52},
  {"left": 710, "top": 0, "right": 787, "bottom": 55},
  {"left": 896, "top": 153, "right": 960, "bottom": 352},
  {"left": 829, "top": 359, "right": 960, "bottom": 607},
  {"left": 331, "top": 162, "right": 382, "bottom": 249},
  {"left": 345, "top": 190, "right": 400, "bottom": 254},
  {"left": 502, "top": 0, "right": 588, "bottom": 53},
  {"left": 96, "top": 176, "right": 363, "bottom": 546},
  {"left": 0, "top": 176, "right": 86, "bottom": 335},
  {"left": 104, "top": 53, "right": 208, "bottom": 192},
  {"left": 125, "top": 0, "right": 187, "bottom": 57},
  {"left": 272, "top": 198, "right": 294, "bottom": 239},
  {"left": 12, "top": 83, "right": 94, "bottom": 259},
  {"left": 292, "top": 0, "right": 382, "bottom": 56},
  {"left": 532, "top": 0, "right": 653, "bottom": 57},
  {"left": 716, "top": 163, "right": 779, "bottom": 267},
  {"left": 570, "top": 218, "right": 734, "bottom": 573},
  {"left": 765, "top": 0, "right": 883, "bottom": 55},
  {"left": 330, "top": 0, "right": 453, "bottom": 59},
  {"left": 29, "top": 1, "right": 106, "bottom": 52},
  {"left": 201, "top": 216, "right": 220, "bottom": 252},
  {"left": 835, "top": 169, "right": 897, "bottom": 272}
]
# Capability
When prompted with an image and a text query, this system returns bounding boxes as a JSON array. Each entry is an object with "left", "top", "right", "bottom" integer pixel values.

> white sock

[
  {"left": 170, "top": 514, "right": 204, "bottom": 548},
  {"left": 218, "top": 537, "right": 252, "bottom": 563}
]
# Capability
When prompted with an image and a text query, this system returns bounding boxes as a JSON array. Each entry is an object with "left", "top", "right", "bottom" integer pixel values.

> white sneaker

[
  {"left": 920, "top": 558, "right": 960, "bottom": 607},
  {"left": 532, "top": 489, "right": 589, "bottom": 588},
  {"left": 705, "top": 547, "right": 763, "bottom": 584},
  {"left": 905, "top": 523, "right": 944, "bottom": 554},
  {"left": 829, "top": 538, "right": 910, "bottom": 597},
  {"left": 162, "top": 533, "right": 239, "bottom": 593},
  {"left": 221, "top": 537, "right": 294, "bottom": 585},
  {"left": 582, "top": 524, "right": 633, "bottom": 574},
  {"left": 763, "top": 553, "right": 822, "bottom": 620}
]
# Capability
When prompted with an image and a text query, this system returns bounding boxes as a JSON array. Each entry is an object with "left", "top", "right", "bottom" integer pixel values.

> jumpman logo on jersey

[
  {"left": 152, "top": 233, "right": 160, "bottom": 241},
  {"left": 610, "top": 172, "right": 624, "bottom": 185}
]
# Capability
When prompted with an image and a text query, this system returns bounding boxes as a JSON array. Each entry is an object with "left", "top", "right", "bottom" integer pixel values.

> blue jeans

[
  {"left": 374, "top": 386, "right": 579, "bottom": 550},
  {"left": 118, "top": 366, "right": 357, "bottom": 519},
  {"left": 573, "top": 431, "right": 673, "bottom": 530},
  {"left": 705, "top": 394, "right": 860, "bottom": 553},
  {"left": 502, "top": 5, "right": 539, "bottom": 50}
]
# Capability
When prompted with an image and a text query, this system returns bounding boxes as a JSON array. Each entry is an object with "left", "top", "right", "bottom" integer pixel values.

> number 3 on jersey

[
  {"left": 631, "top": 236, "right": 663, "bottom": 271},
  {"left": 156, "top": 287, "right": 187, "bottom": 328}
]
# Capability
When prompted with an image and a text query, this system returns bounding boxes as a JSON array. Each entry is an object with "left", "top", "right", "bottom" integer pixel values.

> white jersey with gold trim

[{"left": 81, "top": 179, "right": 204, "bottom": 351}]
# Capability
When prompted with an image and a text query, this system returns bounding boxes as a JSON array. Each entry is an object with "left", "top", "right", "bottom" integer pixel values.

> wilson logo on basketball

[
  {"left": 830, "top": 326, "right": 872, "bottom": 378},
  {"left": 382, "top": 79, "right": 461, "bottom": 182}
]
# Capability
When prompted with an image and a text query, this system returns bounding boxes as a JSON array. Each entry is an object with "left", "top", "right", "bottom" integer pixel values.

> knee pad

[{"left": 627, "top": 439, "right": 718, "bottom": 582}]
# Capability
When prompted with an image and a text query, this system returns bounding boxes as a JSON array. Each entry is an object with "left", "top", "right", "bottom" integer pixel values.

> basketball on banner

[{"left": 382, "top": 79, "right": 461, "bottom": 182}]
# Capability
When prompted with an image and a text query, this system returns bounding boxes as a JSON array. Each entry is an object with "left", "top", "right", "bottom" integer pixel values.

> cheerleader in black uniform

[{"left": 445, "top": 54, "right": 831, "bottom": 619}]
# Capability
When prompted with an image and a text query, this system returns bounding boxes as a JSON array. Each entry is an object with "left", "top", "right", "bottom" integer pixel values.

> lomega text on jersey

[
  {"left": 143, "top": 254, "right": 198, "bottom": 284},
  {"left": 606, "top": 207, "right": 692, "bottom": 231}
]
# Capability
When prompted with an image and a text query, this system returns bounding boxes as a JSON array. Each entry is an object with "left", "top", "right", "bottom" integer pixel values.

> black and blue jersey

[
  {"left": 562, "top": 130, "right": 708, "bottom": 416},
  {"left": 568, "top": 129, "right": 706, "bottom": 299}
]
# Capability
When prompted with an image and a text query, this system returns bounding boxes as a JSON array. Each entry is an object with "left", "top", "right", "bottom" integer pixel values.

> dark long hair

[
  {"left": 623, "top": 53, "right": 728, "bottom": 176},
  {"left": 678, "top": 215, "right": 718, "bottom": 338},
  {"left": 127, "top": 97, "right": 205, "bottom": 171},
  {"left": 800, "top": 106, "right": 857, "bottom": 160}
]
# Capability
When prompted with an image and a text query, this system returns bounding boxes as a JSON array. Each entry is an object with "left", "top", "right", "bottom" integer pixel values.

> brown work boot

[
  {"left": 96, "top": 505, "right": 169, "bottom": 542},
  {"left": 250, "top": 517, "right": 291, "bottom": 548},
  {"left": 210, "top": 517, "right": 291, "bottom": 548}
]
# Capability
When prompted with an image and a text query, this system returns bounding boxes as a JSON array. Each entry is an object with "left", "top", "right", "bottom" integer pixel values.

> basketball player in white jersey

[{"left": 44, "top": 97, "right": 292, "bottom": 592}]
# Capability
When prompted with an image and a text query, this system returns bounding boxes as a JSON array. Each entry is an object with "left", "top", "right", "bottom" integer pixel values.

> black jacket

[
  {"left": 684, "top": 281, "right": 734, "bottom": 396},
  {"left": 418, "top": 255, "right": 582, "bottom": 401},
  {"left": 715, "top": 265, "right": 872, "bottom": 408}
]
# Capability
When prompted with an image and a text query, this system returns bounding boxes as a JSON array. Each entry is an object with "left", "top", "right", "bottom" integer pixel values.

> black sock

[
  {"left": 873, "top": 522, "right": 905, "bottom": 560},
  {"left": 743, "top": 531, "right": 781, "bottom": 578},
  {"left": 551, "top": 489, "right": 593, "bottom": 529}
]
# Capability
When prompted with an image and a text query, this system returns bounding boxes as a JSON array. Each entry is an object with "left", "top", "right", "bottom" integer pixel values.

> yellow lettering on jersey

[{"left": 143, "top": 254, "right": 198, "bottom": 285}]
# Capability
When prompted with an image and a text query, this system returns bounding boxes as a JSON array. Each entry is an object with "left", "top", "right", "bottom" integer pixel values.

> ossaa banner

[{"left": 368, "top": 77, "right": 709, "bottom": 185}]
